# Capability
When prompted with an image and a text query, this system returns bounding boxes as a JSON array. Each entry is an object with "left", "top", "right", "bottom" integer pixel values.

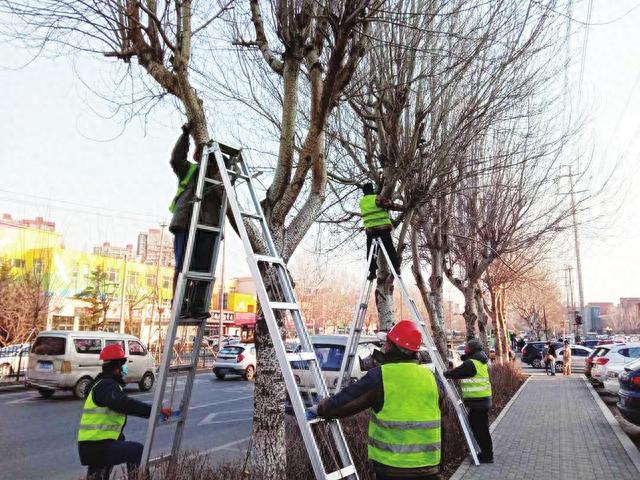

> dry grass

[{"left": 121, "top": 363, "right": 526, "bottom": 480}]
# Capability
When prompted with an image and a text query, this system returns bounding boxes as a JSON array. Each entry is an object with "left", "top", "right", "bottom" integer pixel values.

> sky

[{"left": 1, "top": 1, "right": 640, "bottom": 305}]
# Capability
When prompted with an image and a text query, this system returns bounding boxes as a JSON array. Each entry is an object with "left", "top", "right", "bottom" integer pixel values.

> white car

[
  {"left": 0, "top": 343, "right": 30, "bottom": 378},
  {"left": 603, "top": 363, "right": 627, "bottom": 395},
  {"left": 213, "top": 343, "right": 256, "bottom": 380},
  {"left": 554, "top": 345, "right": 593, "bottom": 373},
  {"left": 591, "top": 343, "right": 640, "bottom": 386},
  {"left": 27, "top": 331, "right": 156, "bottom": 399}
]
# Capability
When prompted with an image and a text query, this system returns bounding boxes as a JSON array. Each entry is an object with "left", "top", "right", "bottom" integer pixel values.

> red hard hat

[
  {"left": 387, "top": 320, "right": 422, "bottom": 352},
  {"left": 99, "top": 344, "right": 126, "bottom": 361}
]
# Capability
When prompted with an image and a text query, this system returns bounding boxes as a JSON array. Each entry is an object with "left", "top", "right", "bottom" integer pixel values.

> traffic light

[{"left": 574, "top": 310, "right": 582, "bottom": 325}]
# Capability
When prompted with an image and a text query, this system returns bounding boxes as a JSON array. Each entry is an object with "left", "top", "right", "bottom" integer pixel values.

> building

[
  {"left": 137, "top": 228, "right": 174, "bottom": 267},
  {"left": 2, "top": 213, "right": 56, "bottom": 232},
  {"left": 93, "top": 241, "right": 134, "bottom": 260},
  {"left": 585, "top": 302, "right": 616, "bottom": 333}
]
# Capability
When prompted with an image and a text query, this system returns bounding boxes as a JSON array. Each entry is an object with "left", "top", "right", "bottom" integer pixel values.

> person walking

[
  {"left": 78, "top": 344, "right": 171, "bottom": 480},
  {"left": 562, "top": 340, "right": 572, "bottom": 375},
  {"left": 359, "top": 183, "right": 404, "bottom": 280},
  {"left": 546, "top": 341, "right": 557, "bottom": 376},
  {"left": 444, "top": 338, "right": 494, "bottom": 464},
  {"left": 310, "top": 320, "right": 443, "bottom": 480}
]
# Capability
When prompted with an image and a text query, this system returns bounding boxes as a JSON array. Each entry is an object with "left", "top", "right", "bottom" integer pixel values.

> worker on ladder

[
  {"left": 310, "top": 320, "right": 443, "bottom": 480},
  {"left": 444, "top": 338, "right": 494, "bottom": 463},
  {"left": 77, "top": 344, "right": 171, "bottom": 479},
  {"left": 168, "top": 122, "right": 226, "bottom": 318},
  {"left": 359, "top": 182, "right": 403, "bottom": 280}
]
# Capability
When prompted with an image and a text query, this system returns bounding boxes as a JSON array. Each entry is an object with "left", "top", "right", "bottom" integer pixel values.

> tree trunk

[
  {"left": 475, "top": 290, "right": 488, "bottom": 351},
  {"left": 462, "top": 284, "right": 478, "bottom": 340},
  {"left": 375, "top": 258, "right": 396, "bottom": 331},
  {"left": 489, "top": 287, "right": 504, "bottom": 362}
]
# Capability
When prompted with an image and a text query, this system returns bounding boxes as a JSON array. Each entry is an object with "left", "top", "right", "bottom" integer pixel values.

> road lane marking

[
  {"left": 196, "top": 436, "right": 251, "bottom": 455},
  {"left": 197, "top": 409, "right": 253, "bottom": 426},
  {"left": 190, "top": 395, "right": 252, "bottom": 410}
]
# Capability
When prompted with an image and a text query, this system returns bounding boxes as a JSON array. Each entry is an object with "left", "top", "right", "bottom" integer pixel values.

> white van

[{"left": 27, "top": 331, "right": 156, "bottom": 399}]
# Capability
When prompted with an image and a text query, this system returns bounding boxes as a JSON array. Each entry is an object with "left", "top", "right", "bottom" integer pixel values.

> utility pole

[
  {"left": 569, "top": 168, "right": 586, "bottom": 340},
  {"left": 217, "top": 234, "right": 226, "bottom": 351},
  {"left": 119, "top": 254, "right": 129, "bottom": 333},
  {"left": 147, "top": 222, "right": 167, "bottom": 349},
  {"left": 543, "top": 306, "right": 548, "bottom": 341}
]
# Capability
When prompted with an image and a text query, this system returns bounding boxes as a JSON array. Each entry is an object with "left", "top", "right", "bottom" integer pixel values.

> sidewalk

[{"left": 452, "top": 375, "right": 640, "bottom": 480}]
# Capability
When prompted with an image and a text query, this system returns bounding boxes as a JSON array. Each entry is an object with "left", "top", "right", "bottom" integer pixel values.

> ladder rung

[
  {"left": 254, "top": 254, "right": 283, "bottom": 264},
  {"left": 169, "top": 364, "right": 195, "bottom": 373},
  {"left": 240, "top": 210, "right": 262, "bottom": 220},
  {"left": 227, "top": 169, "right": 250, "bottom": 180},
  {"left": 204, "top": 178, "right": 223, "bottom": 186},
  {"left": 326, "top": 465, "right": 356, "bottom": 480},
  {"left": 286, "top": 351, "right": 317, "bottom": 362},
  {"left": 269, "top": 301, "right": 299, "bottom": 310},
  {"left": 184, "top": 272, "right": 214, "bottom": 281},
  {"left": 307, "top": 416, "right": 325, "bottom": 425},
  {"left": 196, "top": 224, "right": 221, "bottom": 233},
  {"left": 219, "top": 143, "right": 241, "bottom": 156}
]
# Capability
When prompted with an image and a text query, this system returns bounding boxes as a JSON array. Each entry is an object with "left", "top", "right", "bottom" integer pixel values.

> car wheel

[
  {"left": 531, "top": 359, "right": 542, "bottom": 368},
  {"left": 38, "top": 388, "right": 55, "bottom": 399},
  {"left": 244, "top": 365, "right": 256, "bottom": 381},
  {"left": 215, "top": 371, "right": 226, "bottom": 380},
  {"left": 74, "top": 377, "right": 92, "bottom": 399},
  {"left": 139, "top": 372, "right": 154, "bottom": 392},
  {"left": 0, "top": 363, "right": 12, "bottom": 377}
]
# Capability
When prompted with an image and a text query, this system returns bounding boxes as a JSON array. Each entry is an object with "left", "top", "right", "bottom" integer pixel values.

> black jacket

[
  {"left": 78, "top": 373, "right": 151, "bottom": 466},
  {"left": 444, "top": 350, "right": 492, "bottom": 409},
  {"left": 317, "top": 353, "right": 444, "bottom": 478},
  {"left": 169, "top": 132, "right": 225, "bottom": 233}
]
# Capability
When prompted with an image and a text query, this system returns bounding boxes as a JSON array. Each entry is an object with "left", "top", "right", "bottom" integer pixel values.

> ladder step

[
  {"left": 286, "top": 351, "right": 318, "bottom": 363},
  {"left": 240, "top": 210, "right": 262, "bottom": 220},
  {"left": 254, "top": 254, "right": 284, "bottom": 264},
  {"left": 204, "top": 177, "right": 223, "bottom": 186},
  {"left": 326, "top": 465, "right": 356, "bottom": 480},
  {"left": 269, "top": 301, "right": 299, "bottom": 311},
  {"left": 196, "top": 224, "right": 221, "bottom": 233},
  {"left": 184, "top": 272, "right": 215, "bottom": 281}
]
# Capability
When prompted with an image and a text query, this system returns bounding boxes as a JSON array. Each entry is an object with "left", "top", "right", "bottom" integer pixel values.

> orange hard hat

[
  {"left": 99, "top": 343, "right": 126, "bottom": 361},
  {"left": 387, "top": 320, "right": 422, "bottom": 352}
]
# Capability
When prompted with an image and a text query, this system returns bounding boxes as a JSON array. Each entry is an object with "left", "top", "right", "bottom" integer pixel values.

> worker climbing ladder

[
  {"left": 143, "top": 140, "right": 359, "bottom": 480},
  {"left": 337, "top": 238, "right": 481, "bottom": 466}
]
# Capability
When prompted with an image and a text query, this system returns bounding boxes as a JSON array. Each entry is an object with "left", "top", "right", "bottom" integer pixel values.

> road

[{"left": 0, "top": 372, "right": 253, "bottom": 479}]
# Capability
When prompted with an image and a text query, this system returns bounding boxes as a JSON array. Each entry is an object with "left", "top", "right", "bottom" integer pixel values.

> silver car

[{"left": 213, "top": 343, "right": 256, "bottom": 380}]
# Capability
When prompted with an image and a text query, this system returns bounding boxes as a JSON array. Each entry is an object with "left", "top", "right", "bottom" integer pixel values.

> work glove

[
  {"left": 160, "top": 407, "right": 173, "bottom": 419},
  {"left": 442, "top": 370, "right": 451, "bottom": 379},
  {"left": 305, "top": 405, "right": 319, "bottom": 420}
]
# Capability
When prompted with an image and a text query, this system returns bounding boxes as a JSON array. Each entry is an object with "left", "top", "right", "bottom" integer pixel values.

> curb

[
  {"left": 583, "top": 376, "right": 640, "bottom": 474},
  {"left": 449, "top": 375, "right": 532, "bottom": 480}
]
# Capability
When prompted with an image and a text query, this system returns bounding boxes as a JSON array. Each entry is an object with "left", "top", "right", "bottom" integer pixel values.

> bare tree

[{"left": 75, "top": 266, "right": 118, "bottom": 329}]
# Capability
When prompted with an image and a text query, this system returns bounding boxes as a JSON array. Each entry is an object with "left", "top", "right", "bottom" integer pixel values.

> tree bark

[{"left": 462, "top": 284, "right": 478, "bottom": 340}]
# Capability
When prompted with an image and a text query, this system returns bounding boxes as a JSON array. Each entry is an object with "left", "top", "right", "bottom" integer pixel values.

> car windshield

[
  {"left": 313, "top": 344, "right": 345, "bottom": 371},
  {"left": 32, "top": 336, "right": 66, "bottom": 356},
  {"left": 220, "top": 346, "right": 244, "bottom": 356}
]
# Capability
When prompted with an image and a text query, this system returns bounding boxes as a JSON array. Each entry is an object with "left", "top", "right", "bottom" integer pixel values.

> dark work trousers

[
  {"left": 366, "top": 229, "right": 401, "bottom": 278},
  {"left": 85, "top": 440, "right": 143, "bottom": 480},
  {"left": 172, "top": 229, "right": 217, "bottom": 315},
  {"left": 468, "top": 407, "right": 493, "bottom": 460}
]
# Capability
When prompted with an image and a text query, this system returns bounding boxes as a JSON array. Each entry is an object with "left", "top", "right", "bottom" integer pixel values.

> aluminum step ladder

[
  {"left": 141, "top": 142, "right": 230, "bottom": 467},
  {"left": 337, "top": 238, "right": 481, "bottom": 466},
  {"left": 213, "top": 143, "right": 358, "bottom": 480}
]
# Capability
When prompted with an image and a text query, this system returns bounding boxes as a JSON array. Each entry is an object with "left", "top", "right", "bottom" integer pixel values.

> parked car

[
  {"left": 591, "top": 343, "right": 640, "bottom": 386},
  {"left": 603, "top": 363, "right": 627, "bottom": 395},
  {"left": 582, "top": 339, "right": 600, "bottom": 349},
  {"left": 0, "top": 343, "right": 30, "bottom": 377},
  {"left": 27, "top": 331, "right": 155, "bottom": 399},
  {"left": 585, "top": 346, "right": 612, "bottom": 378},
  {"left": 213, "top": 343, "right": 256, "bottom": 380},
  {"left": 553, "top": 345, "right": 592, "bottom": 373},
  {"left": 521, "top": 341, "right": 562, "bottom": 368},
  {"left": 617, "top": 357, "right": 640, "bottom": 426}
]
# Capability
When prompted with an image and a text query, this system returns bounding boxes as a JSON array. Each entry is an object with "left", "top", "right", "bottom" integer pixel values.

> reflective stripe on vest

[
  {"left": 368, "top": 363, "right": 441, "bottom": 469},
  {"left": 169, "top": 163, "right": 198, "bottom": 213},
  {"left": 77, "top": 380, "right": 126, "bottom": 442},
  {"left": 359, "top": 194, "right": 392, "bottom": 229},
  {"left": 461, "top": 359, "right": 492, "bottom": 399}
]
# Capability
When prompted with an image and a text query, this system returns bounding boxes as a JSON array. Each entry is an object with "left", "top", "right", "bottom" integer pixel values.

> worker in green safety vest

[
  {"left": 77, "top": 344, "right": 171, "bottom": 479},
  {"left": 310, "top": 321, "right": 444, "bottom": 479},
  {"left": 359, "top": 182, "right": 404, "bottom": 281},
  {"left": 444, "top": 338, "right": 494, "bottom": 463}
]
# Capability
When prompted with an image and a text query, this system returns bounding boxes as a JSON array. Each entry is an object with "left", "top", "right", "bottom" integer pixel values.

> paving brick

[{"left": 456, "top": 375, "right": 639, "bottom": 480}]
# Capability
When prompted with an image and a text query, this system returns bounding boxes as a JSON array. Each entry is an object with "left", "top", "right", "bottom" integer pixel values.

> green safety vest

[
  {"left": 77, "top": 380, "right": 126, "bottom": 442},
  {"left": 359, "top": 194, "right": 392, "bottom": 229},
  {"left": 368, "top": 363, "right": 441, "bottom": 469},
  {"left": 169, "top": 163, "right": 198, "bottom": 213},
  {"left": 461, "top": 359, "right": 492, "bottom": 399}
]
